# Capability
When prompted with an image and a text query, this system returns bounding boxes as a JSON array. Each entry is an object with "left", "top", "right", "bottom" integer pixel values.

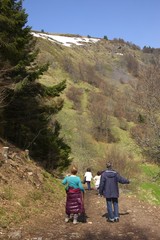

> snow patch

[{"left": 32, "top": 32, "right": 100, "bottom": 47}]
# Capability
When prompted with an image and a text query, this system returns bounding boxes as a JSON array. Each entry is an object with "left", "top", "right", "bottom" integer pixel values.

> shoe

[
  {"left": 114, "top": 218, "right": 119, "bottom": 222},
  {"left": 65, "top": 217, "right": 69, "bottom": 223},
  {"left": 73, "top": 219, "right": 78, "bottom": 224},
  {"left": 107, "top": 218, "right": 114, "bottom": 223}
]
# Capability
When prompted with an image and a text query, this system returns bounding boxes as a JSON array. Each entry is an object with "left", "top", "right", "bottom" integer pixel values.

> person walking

[
  {"left": 93, "top": 171, "right": 101, "bottom": 194},
  {"left": 99, "top": 162, "right": 130, "bottom": 223},
  {"left": 84, "top": 168, "right": 93, "bottom": 190},
  {"left": 62, "top": 166, "right": 85, "bottom": 224}
]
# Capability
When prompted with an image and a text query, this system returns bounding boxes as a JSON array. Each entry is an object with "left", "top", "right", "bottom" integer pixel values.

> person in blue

[
  {"left": 62, "top": 166, "right": 84, "bottom": 224},
  {"left": 99, "top": 162, "right": 130, "bottom": 223}
]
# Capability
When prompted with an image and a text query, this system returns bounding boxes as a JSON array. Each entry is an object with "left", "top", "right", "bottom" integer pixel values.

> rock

[
  {"left": 132, "top": 218, "right": 136, "bottom": 222},
  {"left": 127, "top": 209, "right": 132, "bottom": 213},
  {"left": 127, "top": 232, "right": 134, "bottom": 235},
  {"left": 8, "top": 230, "right": 22, "bottom": 239}
]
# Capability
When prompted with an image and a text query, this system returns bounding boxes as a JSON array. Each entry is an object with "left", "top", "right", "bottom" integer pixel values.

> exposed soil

[{"left": 2, "top": 188, "right": 160, "bottom": 240}]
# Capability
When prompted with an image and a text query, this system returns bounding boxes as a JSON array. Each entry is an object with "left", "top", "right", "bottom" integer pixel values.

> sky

[{"left": 23, "top": 0, "right": 160, "bottom": 49}]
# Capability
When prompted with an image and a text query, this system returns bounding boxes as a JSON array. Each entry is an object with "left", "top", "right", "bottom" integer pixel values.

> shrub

[
  {"left": 66, "top": 86, "right": 83, "bottom": 111},
  {"left": 101, "top": 145, "right": 140, "bottom": 180},
  {"left": 123, "top": 54, "right": 139, "bottom": 77},
  {"left": 104, "top": 35, "right": 108, "bottom": 40},
  {"left": 119, "top": 118, "right": 129, "bottom": 131}
]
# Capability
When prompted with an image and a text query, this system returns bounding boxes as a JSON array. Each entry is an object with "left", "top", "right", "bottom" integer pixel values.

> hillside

[
  {"left": 33, "top": 32, "right": 160, "bottom": 202},
  {"left": 0, "top": 141, "right": 65, "bottom": 230},
  {"left": 35, "top": 32, "right": 147, "bottom": 167},
  {"left": 0, "top": 31, "right": 160, "bottom": 237}
]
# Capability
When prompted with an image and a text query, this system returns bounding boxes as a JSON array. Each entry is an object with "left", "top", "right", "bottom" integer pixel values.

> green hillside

[
  {"left": 0, "top": 2, "right": 159, "bottom": 231},
  {"left": 35, "top": 34, "right": 160, "bottom": 203}
]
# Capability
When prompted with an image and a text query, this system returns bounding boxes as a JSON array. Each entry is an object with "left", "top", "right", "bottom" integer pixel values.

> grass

[
  {"left": 140, "top": 163, "right": 159, "bottom": 178},
  {"left": 0, "top": 167, "right": 65, "bottom": 228},
  {"left": 140, "top": 182, "right": 160, "bottom": 204},
  {"left": 111, "top": 123, "right": 142, "bottom": 159},
  {"left": 1, "top": 186, "right": 15, "bottom": 200},
  {"left": 137, "top": 163, "right": 160, "bottom": 205},
  {"left": 37, "top": 35, "right": 160, "bottom": 207}
]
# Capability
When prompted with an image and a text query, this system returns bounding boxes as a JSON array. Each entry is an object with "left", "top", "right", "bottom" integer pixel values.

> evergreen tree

[
  {"left": 0, "top": 0, "right": 71, "bottom": 169},
  {"left": 0, "top": 0, "right": 47, "bottom": 95},
  {"left": 103, "top": 35, "right": 108, "bottom": 40}
]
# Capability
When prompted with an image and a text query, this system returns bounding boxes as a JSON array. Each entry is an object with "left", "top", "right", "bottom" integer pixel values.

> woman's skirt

[{"left": 66, "top": 187, "right": 84, "bottom": 215}]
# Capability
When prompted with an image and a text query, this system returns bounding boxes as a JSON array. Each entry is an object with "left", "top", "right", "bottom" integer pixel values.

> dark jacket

[{"left": 99, "top": 169, "right": 129, "bottom": 198}]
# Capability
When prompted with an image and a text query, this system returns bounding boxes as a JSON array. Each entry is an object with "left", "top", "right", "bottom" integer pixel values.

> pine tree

[
  {"left": 0, "top": 0, "right": 48, "bottom": 96},
  {"left": 0, "top": 0, "right": 71, "bottom": 169}
]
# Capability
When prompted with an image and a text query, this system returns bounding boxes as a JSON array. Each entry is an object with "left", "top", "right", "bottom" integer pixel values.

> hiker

[
  {"left": 93, "top": 171, "right": 101, "bottom": 194},
  {"left": 99, "top": 162, "right": 130, "bottom": 223},
  {"left": 84, "top": 168, "right": 93, "bottom": 190},
  {"left": 62, "top": 166, "right": 85, "bottom": 224}
]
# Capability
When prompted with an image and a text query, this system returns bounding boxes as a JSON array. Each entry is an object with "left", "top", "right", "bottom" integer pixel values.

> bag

[{"left": 83, "top": 176, "right": 86, "bottom": 184}]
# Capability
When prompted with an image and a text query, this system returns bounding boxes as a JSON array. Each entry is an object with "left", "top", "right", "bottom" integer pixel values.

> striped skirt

[{"left": 66, "top": 187, "right": 84, "bottom": 215}]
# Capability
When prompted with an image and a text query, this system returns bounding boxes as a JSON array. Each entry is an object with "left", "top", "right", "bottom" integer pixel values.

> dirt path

[{"left": 2, "top": 190, "right": 160, "bottom": 239}]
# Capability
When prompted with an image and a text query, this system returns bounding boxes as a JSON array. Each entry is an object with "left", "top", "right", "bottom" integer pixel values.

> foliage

[
  {"left": 138, "top": 164, "right": 160, "bottom": 204},
  {"left": 87, "top": 92, "right": 117, "bottom": 142},
  {"left": 132, "top": 59, "right": 160, "bottom": 164},
  {"left": 0, "top": 185, "right": 14, "bottom": 200},
  {"left": 66, "top": 86, "right": 83, "bottom": 111},
  {"left": 0, "top": 0, "right": 71, "bottom": 169},
  {"left": 97, "top": 144, "right": 140, "bottom": 181},
  {"left": 0, "top": 0, "right": 47, "bottom": 88},
  {"left": 103, "top": 35, "right": 108, "bottom": 40},
  {"left": 123, "top": 53, "right": 139, "bottom": 77}
]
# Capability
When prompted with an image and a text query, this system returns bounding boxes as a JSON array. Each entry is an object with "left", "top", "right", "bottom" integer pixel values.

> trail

[{"left": 2, "top": 190, "right": 160, "bottom": 240}]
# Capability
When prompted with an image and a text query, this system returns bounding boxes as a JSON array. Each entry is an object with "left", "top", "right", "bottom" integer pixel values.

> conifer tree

[
  {"left": 0, "top": 0, "right": 47, "bottom": 96},
  {"left": 0, "top": 0, "right": 71, "bottom": 169}
]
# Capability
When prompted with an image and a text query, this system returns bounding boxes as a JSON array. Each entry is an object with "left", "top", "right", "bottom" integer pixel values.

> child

[
  {"left": 93, "top": 171, "right": 101, "bottom": 194},
  {"left": 62, "top": 166, "right": 84, "bottom": 224},
  {"left": 84, "top": 168, "right": 93, "bottom": 190}
]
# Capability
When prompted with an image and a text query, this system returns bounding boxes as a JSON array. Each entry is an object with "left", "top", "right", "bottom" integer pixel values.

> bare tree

[
  {"left": 88, "top": 92, "right": 114, "bottom": 142},
  {"left": 133, "top": 58, "right": 160, "bottom": 163}
]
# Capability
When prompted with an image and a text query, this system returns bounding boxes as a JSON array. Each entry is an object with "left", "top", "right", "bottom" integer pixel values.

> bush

[
  {"left": 104, "top": 35, "right": 108, "bottom": 40},
  {"left": 98, "top": 145, "right": 140, "bottom": 180},
  {"left": 66, "top": 86, "right": 83, "bottom": 111},
  {"left": 123, "top": 54, "right": 139, "bottom": 77}
]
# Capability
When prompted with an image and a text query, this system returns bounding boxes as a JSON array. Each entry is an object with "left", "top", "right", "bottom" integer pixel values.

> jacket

[
  {"left": 99, "top": 169, "right": 129, "bottom": 198},
  {"left": 62, "top": 175, "right": 84, "bottom": 192}
]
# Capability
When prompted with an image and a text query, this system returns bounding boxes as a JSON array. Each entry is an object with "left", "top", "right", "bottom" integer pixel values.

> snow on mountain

[{"left": 32, "top": 32, "right": 100, "bottom": 47}]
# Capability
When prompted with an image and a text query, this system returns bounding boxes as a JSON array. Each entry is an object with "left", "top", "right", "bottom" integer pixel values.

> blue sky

[{"left": 23, "top": 0, "right": 160, "bottom": 49}]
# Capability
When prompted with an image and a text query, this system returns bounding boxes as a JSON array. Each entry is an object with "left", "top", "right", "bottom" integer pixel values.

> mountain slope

[
  {"left": 35, "top": 32, "right": 142, "bottom": 170},
  {"left": 33, "top": 32, "right": 160, "bottom": 204},
  {"left": 0, "top": 32, "right": 159, "bottom": 233}
]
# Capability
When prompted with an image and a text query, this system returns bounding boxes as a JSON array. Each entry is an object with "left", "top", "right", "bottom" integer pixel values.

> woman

[{"left": 62, "top": 166, "right": 84, "bottom": 224}]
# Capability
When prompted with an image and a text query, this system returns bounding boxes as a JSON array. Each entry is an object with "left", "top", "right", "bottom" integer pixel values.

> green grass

[
  {"left": 140, "top": 163, "right": 159, "bottom": 178},
  {"left": 111, "top": 124, "right": 142, "bottom": 159},
  {"left": 138, "top": 163, "right": 160, "bottom": 205},
  {"left": 37, "top": 35, "right": 160, "bottom": 206},
  {"left": 1, "top": 186, "right": 15, "bottom": 201},
  {"left": 139, "top": 182, "right": 160, "bottom": 204}
]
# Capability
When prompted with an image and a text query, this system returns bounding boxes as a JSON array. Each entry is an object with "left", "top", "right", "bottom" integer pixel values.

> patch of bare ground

[{"left": 1, "top": 189, "right": 159, "bottom": 240}]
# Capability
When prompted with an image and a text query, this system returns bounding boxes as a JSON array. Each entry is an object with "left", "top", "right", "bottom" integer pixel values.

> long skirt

[{"left": 66, "top": 187, "right": 84, "bottom": 215}]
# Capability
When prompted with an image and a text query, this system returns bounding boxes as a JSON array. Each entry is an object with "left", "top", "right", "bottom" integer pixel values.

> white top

[
  {"left": 93, "top": 175, "right": 101, "bottom": 188},
  {"left": 84, "top": 172, "right": 93, "bottom": 181}
]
